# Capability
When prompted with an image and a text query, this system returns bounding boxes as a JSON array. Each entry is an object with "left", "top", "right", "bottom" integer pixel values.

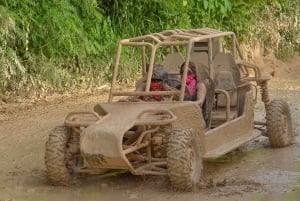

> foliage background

[{"left": 0, "top": 0, "right": 299, "bottom": 101}]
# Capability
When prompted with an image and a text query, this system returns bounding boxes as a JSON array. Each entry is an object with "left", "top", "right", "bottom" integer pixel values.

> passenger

[
  {"left": 179, "top": 61, "right": 207, "bottom": 107},
  {"left": 136, "top": 65, "right": 169, "bottom": 101}
]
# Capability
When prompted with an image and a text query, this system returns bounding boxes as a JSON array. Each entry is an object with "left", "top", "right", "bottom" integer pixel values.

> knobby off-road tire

[
  {"left": 45, "top": 125, "right": 74, "bottom": 185},
  {"left": 167, "top": 128, "right": 202, "bottom": 191},
  {"left": 266, "top": 99, "right": 293, "bottom": 147}
]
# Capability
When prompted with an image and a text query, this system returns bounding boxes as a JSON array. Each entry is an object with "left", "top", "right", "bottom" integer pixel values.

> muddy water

[{"left": 0, "top": 71, "right": 300, "bottom": 200}]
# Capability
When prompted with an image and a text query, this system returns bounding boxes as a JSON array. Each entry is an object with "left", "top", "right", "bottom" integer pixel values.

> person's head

[
  {"left": 152, "top": 65, "right": 168, "bottom": 82},
  {"left": 180, "top": 61, "right": 197, "bottom": 77}
]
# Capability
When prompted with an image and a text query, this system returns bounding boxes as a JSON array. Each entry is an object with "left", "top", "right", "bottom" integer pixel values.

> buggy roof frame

[{"left": 109, "top": 28, "right": 245, "bottom": 102}]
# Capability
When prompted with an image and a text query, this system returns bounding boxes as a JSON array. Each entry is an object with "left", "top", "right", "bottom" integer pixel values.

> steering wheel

[{"left": 163, "top": 78, "right": 191, "bottom": 101}]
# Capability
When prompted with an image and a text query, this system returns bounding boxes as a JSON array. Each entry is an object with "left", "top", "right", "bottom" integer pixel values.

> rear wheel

[
  {"left": 167, "top": 128, "right": 202, "bottom": 191},
  {"left": 45, "top": 125, "right": 75, "bottom": 185},
  {"left": 266, "top": 99, "right": 293, "bottom": 147}
]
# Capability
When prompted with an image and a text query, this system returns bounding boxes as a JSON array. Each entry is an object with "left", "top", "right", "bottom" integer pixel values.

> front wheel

[
  {"left": 167, "top": 128, "right": 202, "bottom": 191},
  {"left": 45, "top": 125, "right": 76, "bottom": 185},
  {"left": 266, "top": 99, "right": 293, "bottom": 147}
]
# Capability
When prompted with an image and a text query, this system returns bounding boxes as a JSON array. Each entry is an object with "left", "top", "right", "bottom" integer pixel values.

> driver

[
  {"left": 136, "top": 65, "right": 170, "bottom": 101},
  {"left": 179, "top": 61, "right": 207, "bottom": 107}
]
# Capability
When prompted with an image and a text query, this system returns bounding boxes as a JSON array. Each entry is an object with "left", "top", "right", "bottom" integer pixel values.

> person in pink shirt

[{"left": 179, "top": 61, "right": 207, "bottom": 107}]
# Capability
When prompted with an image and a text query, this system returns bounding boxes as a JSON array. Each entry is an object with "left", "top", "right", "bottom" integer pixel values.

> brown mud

[{"left": 0, "top": 56, "right": 300, "bottom": 201}]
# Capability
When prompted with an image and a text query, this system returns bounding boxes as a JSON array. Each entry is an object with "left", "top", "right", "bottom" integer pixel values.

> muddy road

[{"left": 0, "top": 56, "right": 300, "bottom": 201}]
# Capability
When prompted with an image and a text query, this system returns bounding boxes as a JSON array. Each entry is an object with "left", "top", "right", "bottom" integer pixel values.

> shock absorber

[{"left": 258, "top": 79, "right": 270, "bottom": 110}]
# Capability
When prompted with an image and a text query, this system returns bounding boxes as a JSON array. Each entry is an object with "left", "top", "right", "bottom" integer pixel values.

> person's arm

[{"left": 196, "top": 82, "right": 207, "bottom": 106}]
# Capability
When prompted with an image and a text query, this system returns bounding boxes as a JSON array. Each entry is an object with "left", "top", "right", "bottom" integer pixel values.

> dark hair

[
  {"left": 180, "top": 61, "right": 197, "bottom": 75},
  {"left": 152, "top": 65, "right": 168, "bottom": 81}
]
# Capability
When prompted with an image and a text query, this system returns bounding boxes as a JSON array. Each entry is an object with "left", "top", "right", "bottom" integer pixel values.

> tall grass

[{"left": 0, "top": 0, "right": 299, "bottom": 101}]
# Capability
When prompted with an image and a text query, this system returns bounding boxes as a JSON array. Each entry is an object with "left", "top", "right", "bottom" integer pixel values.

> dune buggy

[{"left": 45, "top": 28, "right": 293, "bottom": 191}]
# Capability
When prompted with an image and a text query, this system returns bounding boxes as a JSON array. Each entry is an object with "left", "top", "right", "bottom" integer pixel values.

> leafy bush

[{"left": 0, "top": 0, "right": 299, "bottom": 100}]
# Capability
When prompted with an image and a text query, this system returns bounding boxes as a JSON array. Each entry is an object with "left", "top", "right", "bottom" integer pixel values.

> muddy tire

[
  {"left": 266, "top": 99, "right": 293, "bottom": 147},
  {"left": 45, "top": 125, "right": 73, "bottom": 185},
  {"left": 167, "top": 128, "right": 202, "bottom": 191}
]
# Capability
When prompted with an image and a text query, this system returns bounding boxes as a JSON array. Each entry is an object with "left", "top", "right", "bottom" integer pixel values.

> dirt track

[{"left": 0, "top": 56, "right": 300, "bottom": 201}]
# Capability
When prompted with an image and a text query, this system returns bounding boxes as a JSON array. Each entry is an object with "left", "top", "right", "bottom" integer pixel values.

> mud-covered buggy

[{"left": 45, "top": 28, "right": 293, "bottom": 191}]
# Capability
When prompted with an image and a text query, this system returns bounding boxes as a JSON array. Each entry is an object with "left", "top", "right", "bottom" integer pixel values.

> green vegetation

[{"left": 0, "top": 0, "right": 299, "bottom": 101}]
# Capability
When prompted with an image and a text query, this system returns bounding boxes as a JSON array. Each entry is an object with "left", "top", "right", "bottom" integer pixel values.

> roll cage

[{"left": 108, "top": 28, "right": 262, "bottom": 103}]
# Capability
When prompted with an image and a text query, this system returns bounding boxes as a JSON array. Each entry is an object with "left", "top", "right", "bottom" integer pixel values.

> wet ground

[{"left": 0, "top": 56, "right": 299, "bottom": 201}]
